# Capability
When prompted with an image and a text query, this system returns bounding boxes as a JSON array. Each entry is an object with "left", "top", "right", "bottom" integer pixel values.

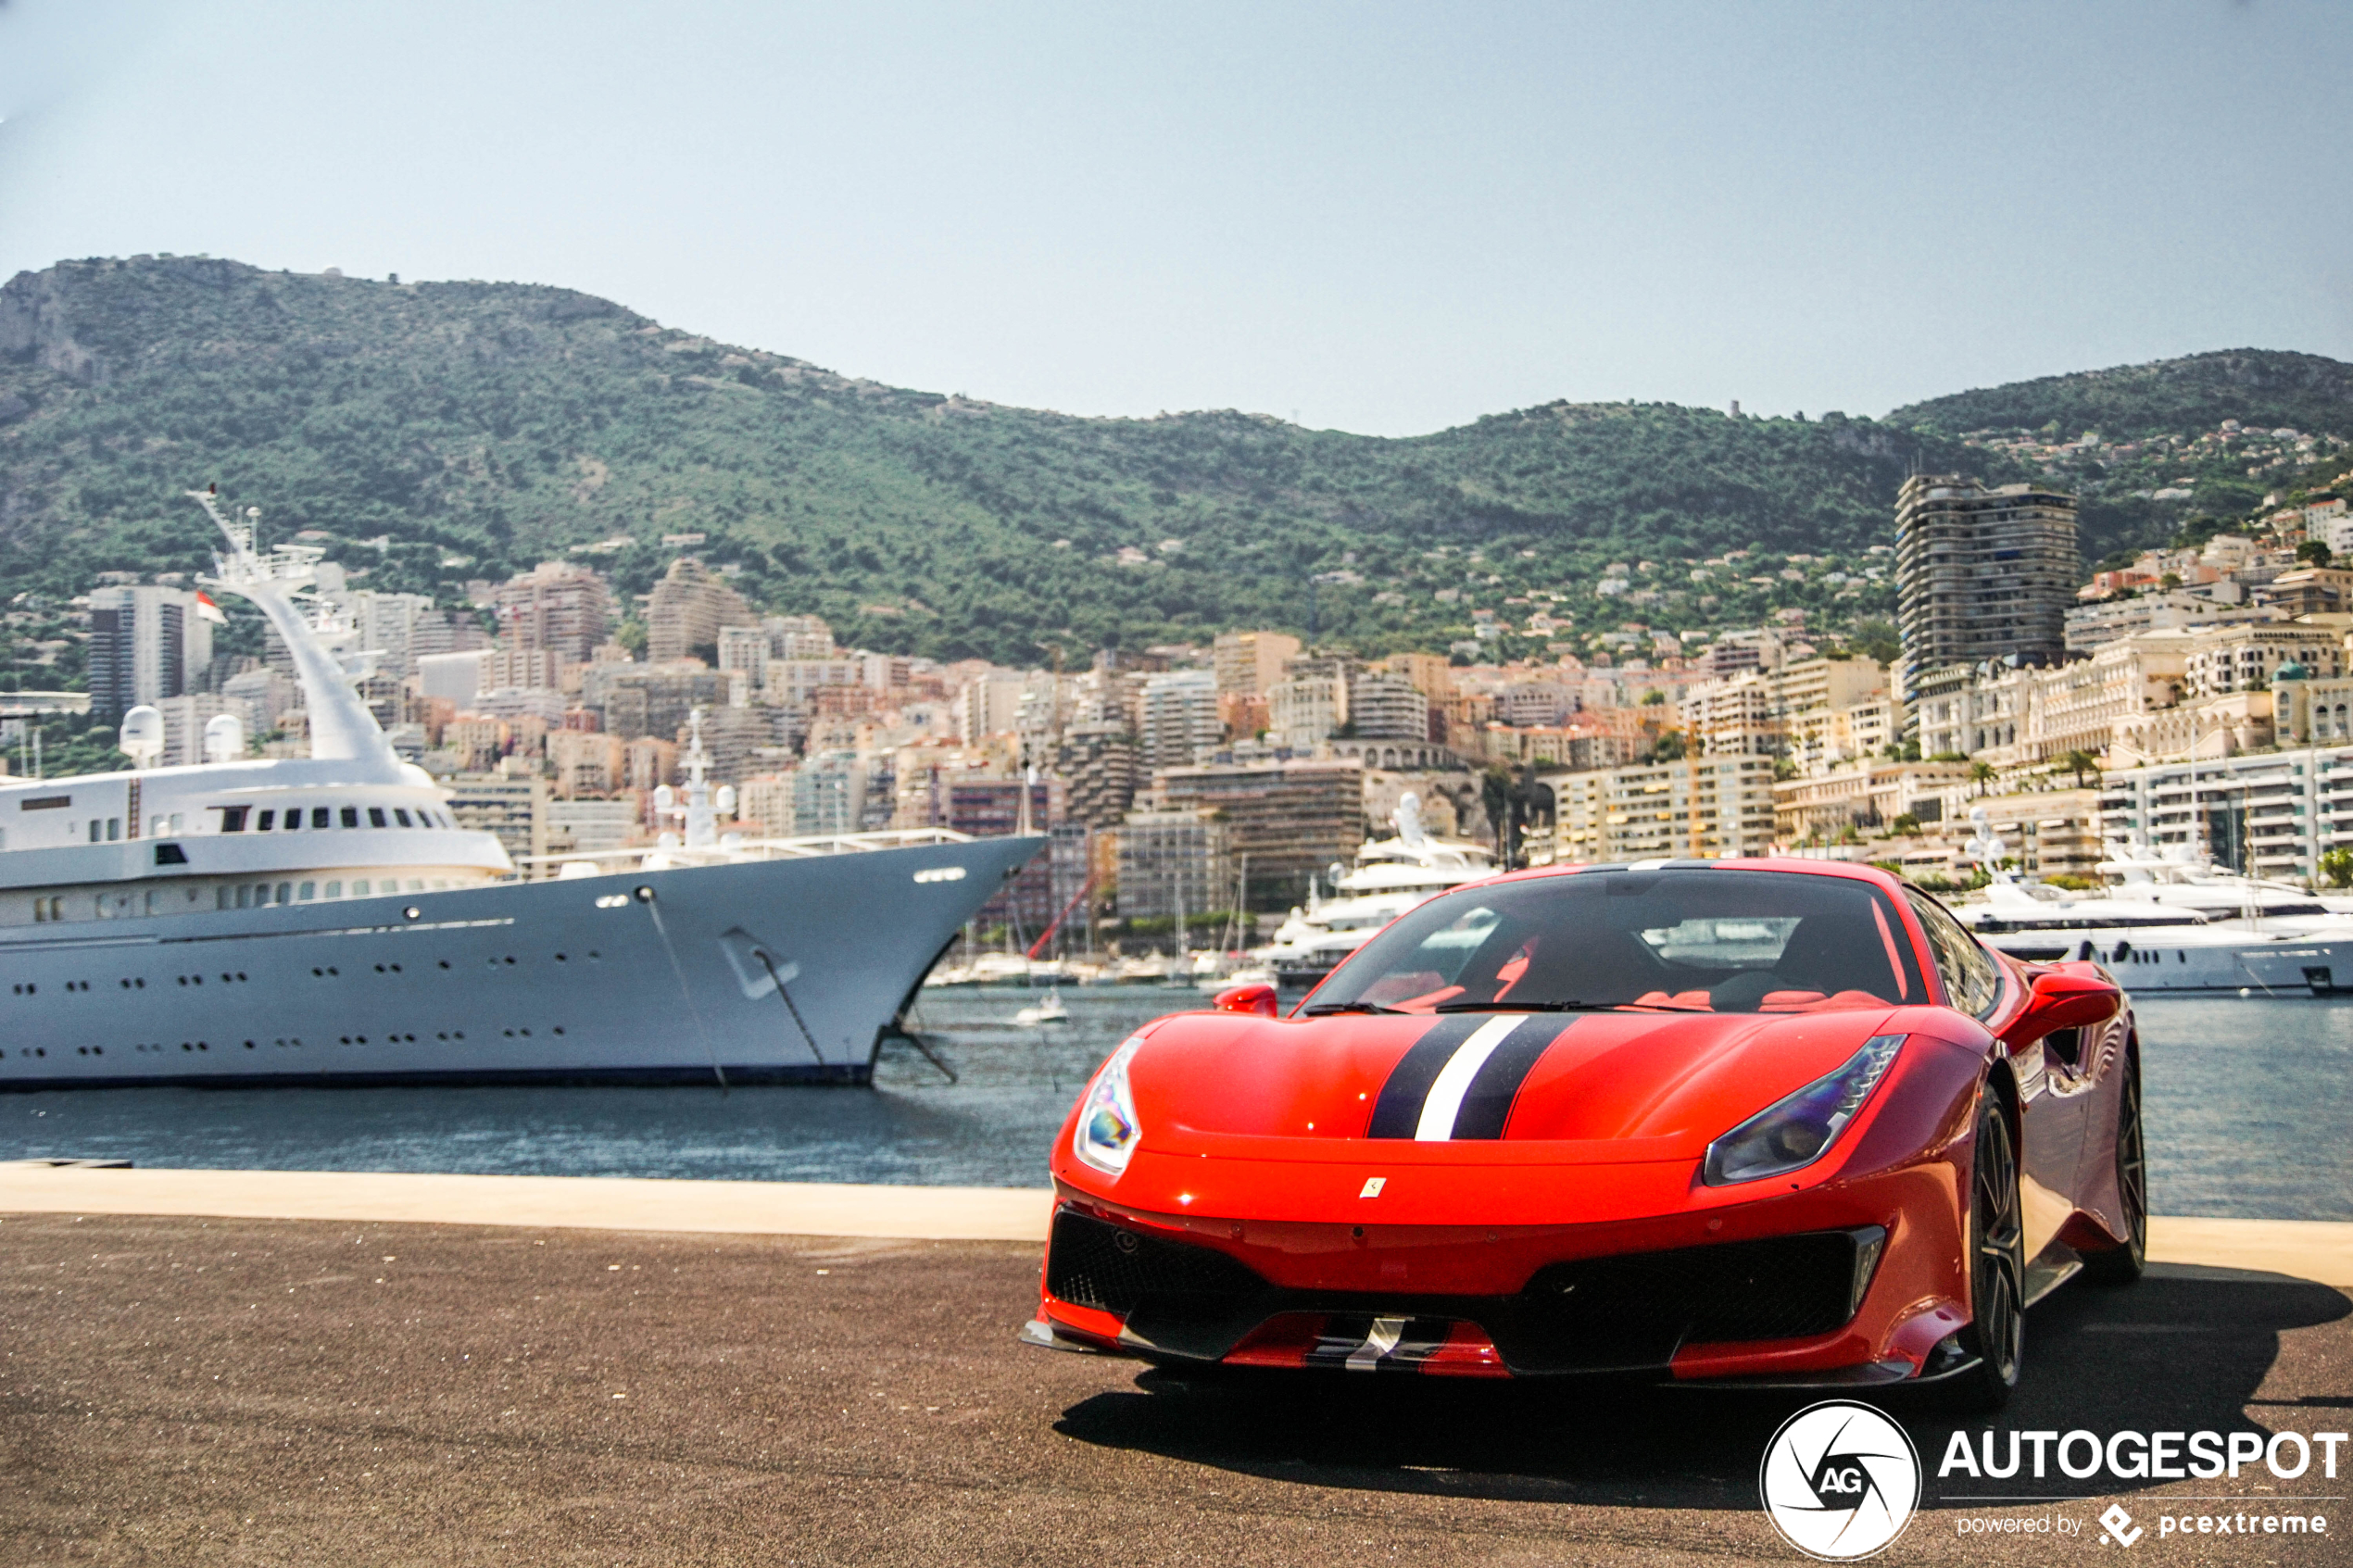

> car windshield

[{"left": 1306, "top": 869, "right": 1926, "bottom": 1015}]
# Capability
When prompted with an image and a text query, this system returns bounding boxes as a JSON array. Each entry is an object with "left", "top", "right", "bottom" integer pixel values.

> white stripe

[
  {"left": 1346, "top": 1315, "right": 1407, "bottom": 1371},
  {"left": 1413, "top": 1015, "right": 1520, "bottom": 1141}
]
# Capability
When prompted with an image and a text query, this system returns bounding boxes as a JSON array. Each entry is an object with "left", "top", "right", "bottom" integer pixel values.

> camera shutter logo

[{"left": 1758, "top": 1400, "right": 1920, "bottom": 1560}]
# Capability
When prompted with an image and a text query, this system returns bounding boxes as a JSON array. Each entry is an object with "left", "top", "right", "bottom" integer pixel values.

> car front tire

[
  {"left": 2080, "top": 1060, "right": 2147, "bottom": 1286},
  {"left": 1943, "top": 1089, "right": 2025, "bottom": 1413}
]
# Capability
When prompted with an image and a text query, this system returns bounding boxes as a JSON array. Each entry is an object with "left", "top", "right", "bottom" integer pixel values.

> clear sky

[{"left": 3, "top": 1, "right": 2348, "bottom": 437}]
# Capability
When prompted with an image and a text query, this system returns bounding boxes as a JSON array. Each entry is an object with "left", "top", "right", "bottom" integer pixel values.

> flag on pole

[{"left": 195, "top": 591, "right": 226, "bottom": 624}]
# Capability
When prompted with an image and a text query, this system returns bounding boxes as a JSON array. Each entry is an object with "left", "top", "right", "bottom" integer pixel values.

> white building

[
  {"left": 1139, "top": 669, "right": 1222, "bottom": 770},
  {"left": 547, "top": 798, "right": 637, "bottom": 855},
  {"left": 1346, "top": 671, "right": 1430, "bottom": 742},
  {"left": 2099, "top": 746, "right": 2353, "bottom": 884},
  {"left": 958, "top": 671, "right": 1031, "bottom": 743},
  {"left": 2064, "top": 583, "right": 2279, "bottom": 654},
  {"left": 418, "top": 651, "right": 488, "bottom": 708},
  {"left": 1266, "top": 671, "right": 1346, "bottom": 751}
]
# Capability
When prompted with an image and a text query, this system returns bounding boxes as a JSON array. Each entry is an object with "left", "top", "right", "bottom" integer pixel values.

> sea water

[{"left": 0, "top": 990, "right": 2345, "bottom": 1220}]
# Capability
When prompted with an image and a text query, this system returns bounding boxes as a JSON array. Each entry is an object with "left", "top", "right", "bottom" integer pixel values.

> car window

[
  {"left": 1311, "top": 870, "right": 1924, "bottom": 1015},
  {"left": 1903, "top": 888, "right": 2003, "bottom": 1018}
]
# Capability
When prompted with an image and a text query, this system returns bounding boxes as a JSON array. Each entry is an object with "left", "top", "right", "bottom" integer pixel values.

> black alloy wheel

[
  {"left": 1947, "top": 1091, "right": 2025, "bottom": 1412},
  {"left": 2081, "top": 1062, "right": 2147, "bottom": 1286}
]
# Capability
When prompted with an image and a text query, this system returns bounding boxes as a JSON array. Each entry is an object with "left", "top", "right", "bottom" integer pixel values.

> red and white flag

[{"left": 195, "top": 591, "right": 227, "bottom": 624}]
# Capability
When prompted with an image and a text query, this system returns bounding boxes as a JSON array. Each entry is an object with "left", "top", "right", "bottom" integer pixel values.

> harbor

[
  {"left": 7, "top": 7, "right": 2353, "bottom": 1559},
  {"left": 5, "top": 990, "right": 2348, "bottom": 1218}
]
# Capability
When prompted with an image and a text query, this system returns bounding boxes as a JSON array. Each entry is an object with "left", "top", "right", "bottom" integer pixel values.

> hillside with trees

[{"left": 1, "top": 256, "right": 2347, "bottom": 668}]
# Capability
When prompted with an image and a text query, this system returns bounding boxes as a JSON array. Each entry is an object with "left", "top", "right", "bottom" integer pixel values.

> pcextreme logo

[{"left": 1758, "top": 1400, "right": 1922, "bottom": 1560}]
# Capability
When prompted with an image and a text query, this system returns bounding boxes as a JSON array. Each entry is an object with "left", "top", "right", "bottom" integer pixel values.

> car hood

[{"left": 1117, "top": 1004, "right": 1922, "bottom": 1150}]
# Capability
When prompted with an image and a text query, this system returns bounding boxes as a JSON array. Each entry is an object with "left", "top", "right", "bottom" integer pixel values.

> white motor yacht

[
  {"left": 1950, "top": 815, "right": 2353, "bottom": 997},
  {"left": 1258, "top": 793, "right": 1494, "bottom": 985}
]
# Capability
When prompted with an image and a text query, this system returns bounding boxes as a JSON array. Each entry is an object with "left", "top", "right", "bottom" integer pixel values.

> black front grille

[
  {"left": 1047, "top": 1209, "right": 1271, "bottom": 1317},
  {"left": 1043, "top": 1207, "right": 1881, "bottom": 1374},
  {"left": 1508, "top": 1229, "right": 1876, "bottom": 1371}
]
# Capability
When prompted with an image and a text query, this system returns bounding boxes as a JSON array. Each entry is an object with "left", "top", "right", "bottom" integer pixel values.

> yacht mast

[{"left": 189, "top": 488, "right": 407, "bottom": 782}]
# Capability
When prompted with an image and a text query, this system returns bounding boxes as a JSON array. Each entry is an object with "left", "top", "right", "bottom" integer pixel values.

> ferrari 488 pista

[{"left": 1024, "top": 860, "right": 2141, "bottom": 1411}]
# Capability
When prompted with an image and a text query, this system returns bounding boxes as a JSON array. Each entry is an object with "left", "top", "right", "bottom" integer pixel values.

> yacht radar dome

[
  {"left": 202, "top": 711, "right": 245, "bottom": 763},
  {"left": 118, "top": 705, "right": 165, "bottom": 768}
]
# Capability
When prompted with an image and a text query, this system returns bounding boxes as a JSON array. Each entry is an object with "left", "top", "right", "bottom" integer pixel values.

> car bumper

[{"left": 1027, "top": 1153, "right": 1972, "bottom": 1386}]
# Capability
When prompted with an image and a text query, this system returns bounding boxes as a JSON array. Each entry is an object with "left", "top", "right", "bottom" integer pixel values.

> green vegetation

[
  {"left": 0, "top": 257, "right": 1976, "bottom": 665},
  {"left": 1890, "top": 351, "right": 2353, "bottom": 444},
  {"left": 4, "top": 257, "right": 2349, "bottom": 668}
]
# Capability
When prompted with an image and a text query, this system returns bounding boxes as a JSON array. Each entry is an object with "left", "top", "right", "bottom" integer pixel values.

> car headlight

[
  {"left": 1703, "top": 1034, "right": 1906, "bottom": 1187},
  {"left": 1073, "top": 1035, "right": 1146, "bottom": 1178}
]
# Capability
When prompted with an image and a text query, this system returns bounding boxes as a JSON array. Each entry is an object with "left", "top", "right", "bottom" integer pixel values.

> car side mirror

[
  {"left": 1213, "top": 983, "right": 1278, "bottom": 1018},
  {"left": 2007, "top": 964, "right": 2120, "bottom": 1047}
]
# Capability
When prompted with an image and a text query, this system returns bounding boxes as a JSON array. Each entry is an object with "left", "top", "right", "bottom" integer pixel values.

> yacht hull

[
  {"left": 0, "top": 835, "right": 1043, "bottom": 1088},
  {"left": 1983, "top": 929, "right": 2353, "bottom": 996}
]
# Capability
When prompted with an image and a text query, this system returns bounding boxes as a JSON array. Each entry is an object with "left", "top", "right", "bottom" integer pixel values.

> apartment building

[
  {"left": 1267, "top": 670, "right": 1346, "bottom": 750},
  {"left": 645, "top": 557, "right": 757, "bottom": 663},
  {"left": 2099, "top": 747, "right": 2353, "bottom": 882},
  {"left": 492, "top": 561, "right": 612, "bottom": 662},
  {"left": 2064, "top": 583, "right": 2278, "bottom": 654},
  {"left": 1895, "top": 473, "right": 2078, "bottom": 696},
  {"left": 1346, "top": 671, "right": 1430, "bottom": 741},
  {"left": 444, "top": 772, "right": 549, "bottom": 866},
  {"left": 1115, "top": 809, "right": 1234, "bottom": 922},
  {"left": 1139, "top": 669, "right": 1221, "bottom": 770},
  {"left": 1541, "top": 756, "right": 1777, "bottom": 863},
  {"left": 1152, "top": 758, "right": 1362, "bottom": 907},
  {"left": 1212, "top": 631, "right": 1302, "bottom": 696}
]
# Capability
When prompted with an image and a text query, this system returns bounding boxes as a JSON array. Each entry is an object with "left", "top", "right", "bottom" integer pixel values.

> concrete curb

[
  {"left": 3, "top": 1165, "right": 2348, "bottom": 1284},
  {"left": 0, "top": 1163, "right": 1054, "bottom": 1241}
]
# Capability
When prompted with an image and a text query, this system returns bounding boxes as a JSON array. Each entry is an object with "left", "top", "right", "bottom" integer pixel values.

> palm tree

[
  {"left": 2057, "top": 749, "right": 2100, "bottom": 790},
  {"left": 1969, "top": 760, "right": 1998, "bottom": 798}
]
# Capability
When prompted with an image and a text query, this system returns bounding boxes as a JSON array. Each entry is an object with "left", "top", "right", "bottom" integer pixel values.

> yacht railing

[{"left": 510, "top": 827, "right": 978, "bottom": 877}]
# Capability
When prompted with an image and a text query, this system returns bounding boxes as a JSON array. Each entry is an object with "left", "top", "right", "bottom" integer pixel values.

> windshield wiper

[
  {"left": 1302, "top": 1001, "right": 1411, "bottom": 1016},
  {"left": 1432, "top": 1000, "right": 1620, "bottom": 1013}
]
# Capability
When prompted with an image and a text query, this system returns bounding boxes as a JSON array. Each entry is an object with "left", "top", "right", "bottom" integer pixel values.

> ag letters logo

[{"left": 1759, "top": 1400, "right": 1922, "bottom": 1560}]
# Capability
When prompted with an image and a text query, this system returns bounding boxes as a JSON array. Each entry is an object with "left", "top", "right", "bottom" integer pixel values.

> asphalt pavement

[{"left": 1, "top": 1214, "right": 2346, "bottom": 1566}]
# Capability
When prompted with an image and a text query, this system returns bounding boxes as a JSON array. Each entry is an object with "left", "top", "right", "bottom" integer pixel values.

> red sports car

[{"left": 1024, "top": 859, "right": 2142, "bottom": 1411}]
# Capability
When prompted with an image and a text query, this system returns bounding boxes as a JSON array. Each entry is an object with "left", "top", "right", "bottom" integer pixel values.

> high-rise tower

[{"left": 1894, "top": 474, "right": 2077, "bottom": 699}]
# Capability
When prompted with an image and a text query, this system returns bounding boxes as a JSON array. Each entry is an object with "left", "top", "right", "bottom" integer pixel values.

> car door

[{"left": 1904, "top": 889, "right": 2086, "bottom": 1267}]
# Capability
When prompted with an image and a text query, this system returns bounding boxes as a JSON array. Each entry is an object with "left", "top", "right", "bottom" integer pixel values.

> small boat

[{"left": 1013, "top": 986, "right": 1069, "bottom": 1025}]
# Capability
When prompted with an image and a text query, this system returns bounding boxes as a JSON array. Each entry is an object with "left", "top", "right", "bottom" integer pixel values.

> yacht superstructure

[
  {"left": 1950, "top": 812, "right": 2353, "bottom": 996},
  {"left": 1258, "top": 794, "right": 1494, "bottom": 985},
  {"left": 0, "top": 490, "right": 1040, "bottom": 1087}
]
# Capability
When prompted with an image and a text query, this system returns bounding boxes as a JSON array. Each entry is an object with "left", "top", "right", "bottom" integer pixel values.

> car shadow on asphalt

[{"left": 1051, "top": 1264, "right": 2349, "bottom": 1509}]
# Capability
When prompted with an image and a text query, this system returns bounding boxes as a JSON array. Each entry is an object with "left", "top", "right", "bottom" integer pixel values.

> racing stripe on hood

[
  {"left": 1448, "top": 1016, "right": 1571, "bottom": 1139},
  {"left": 1365, "top": 1014, "right": 1490, "bottom": 1137},
  {"left": 1366, "top": 1014, "right": 1570, "bottom": 1140}
]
